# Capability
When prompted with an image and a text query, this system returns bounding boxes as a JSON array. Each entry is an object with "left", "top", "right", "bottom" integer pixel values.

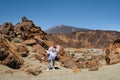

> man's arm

[{"left": 56, "top": 45, "right": 60, "bottom": 53}]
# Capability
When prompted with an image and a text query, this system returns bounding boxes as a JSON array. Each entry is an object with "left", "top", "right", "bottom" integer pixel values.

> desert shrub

[{"left": 12, "top": 38, "right": 21, "bottom": 43}]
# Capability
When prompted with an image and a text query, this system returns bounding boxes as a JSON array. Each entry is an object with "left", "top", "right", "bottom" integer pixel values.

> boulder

[
  {"left": 105, "top": 39, "right": 120, "bottom": 64},
  {"left": 88, "top": 66, "right": 99, "bottom": 71},
  {"left": 32, "top": 44, "right": 41, "bottom": 52},
  {"left": 0, "top": 22, "right": 15, "bottom": 38},
  {"left": 60, "top": 58, "right": 77, "bottom": 69},
  {"left": 22, "top": 16, "right": 33, "bottom": 22},
  {"left": 24, "top": 39, "right": 37, "bottom": 45},
  {"left": 86, "top": 61, "right": 100, "bottom": 71},
  {"left": 72, "top": 67, "right": 82, "bottom": 73},
  {"left": 0, "top": 33, "right": 24, "bottom": 69},
  {"left": 76, "top": 61, "right": 86, "bottom": 68},
  {"left": 33, "top": 36, "right": 48, "bottom": 49},
  {"left": 0, "top": 48, "right": 9, "bottom": 61},
  {"left": 15, "top": 44, "right": 29, "bottom": 57},
  {"left": 1, "top": 52, "right": 24, "bottom": 69},
  {"left": 32, "top": 44, "right": 48, "bottom": 63},
  {"left": 5, "top": 70, "right": 13, "bottom": 74},
  {"left": 26, "top": 67, "right": 42, "bottom": 76}
]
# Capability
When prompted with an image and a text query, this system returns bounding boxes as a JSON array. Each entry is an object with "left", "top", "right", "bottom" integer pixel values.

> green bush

[{"left": 12, "top": 38, "right": 21, "bottom": 43}]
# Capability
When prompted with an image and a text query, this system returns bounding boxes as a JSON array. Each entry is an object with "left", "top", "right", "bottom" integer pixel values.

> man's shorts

[{"left": 48, "top": 56, "right": 56, "bottom": 60}]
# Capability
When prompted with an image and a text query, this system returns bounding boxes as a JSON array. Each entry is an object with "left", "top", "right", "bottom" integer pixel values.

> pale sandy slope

[{"left": 0, "top": 59, "right": 120, "bottom": 80}]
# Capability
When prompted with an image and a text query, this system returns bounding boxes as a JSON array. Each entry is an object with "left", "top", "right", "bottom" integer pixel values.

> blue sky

[{"left": 0, "top": 0, "right": 120, "bottom": 31}]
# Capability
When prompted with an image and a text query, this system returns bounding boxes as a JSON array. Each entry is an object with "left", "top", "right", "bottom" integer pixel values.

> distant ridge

[
  {"left": 46, "top": 30, "right": 120, "bottom": 48},
  {"left": 45, "top": 25, "right": 92, "bottom": 34}
]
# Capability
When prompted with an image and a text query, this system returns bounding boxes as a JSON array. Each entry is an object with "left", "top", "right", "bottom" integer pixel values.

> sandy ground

[
  {"left": 0, "top": 59, "right": 120, "bottom": 80},
  {"left": 0, "top": 48, "right": 120, "bottom": 80}
]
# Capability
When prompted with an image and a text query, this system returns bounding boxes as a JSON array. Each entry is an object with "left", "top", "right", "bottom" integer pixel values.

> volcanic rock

[
  {"left": 0, "top": 22, "right": 15, "bottom": 38},
  {"left": 105, "top": 39, "right": 120, "bottom": 64},
  {"left": 0, "top": 33, "right": 24, "bottom": 69},
  {"left": 26, "top": 67, "right": 42, "bottom": 76}
]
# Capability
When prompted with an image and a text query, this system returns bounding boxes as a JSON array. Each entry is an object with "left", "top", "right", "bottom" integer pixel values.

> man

[{"left": 47, "top": 44, "right": 60, "bottom": 71}]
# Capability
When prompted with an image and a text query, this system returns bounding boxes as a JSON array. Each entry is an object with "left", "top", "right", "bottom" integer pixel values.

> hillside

[
  {"left": 45, "top": 25, "right": 91, "bottom": 34},
  {"left": 46, "top": 30, "right": 120, "bottom": 48}
]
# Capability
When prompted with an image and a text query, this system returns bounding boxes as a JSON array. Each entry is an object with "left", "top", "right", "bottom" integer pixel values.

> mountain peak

[{"left": 45, "top": 25, "right": 91, "bottom": 34}]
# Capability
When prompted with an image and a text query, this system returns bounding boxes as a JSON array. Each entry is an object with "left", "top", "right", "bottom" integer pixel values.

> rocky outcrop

[
  {"left": 105, "top": 39, "right": 120, "bottom": 64},
  {"left": 0, "top": 16, "right": 49, "bottom": 70},
  {"left": 0, "top": 16, "right": 50, "bottom": 60},
  {"left": 0, "top": 33, "right": 24, "bottom": 69},
  {"left": 0, "top": 22, "right": 15, "bottom": 39},
  {"left": 0, "top": 16, "right": 47, "bottom": 42},
  {"left": 14, "top": 17, "right": 47, "bottom": 40}
]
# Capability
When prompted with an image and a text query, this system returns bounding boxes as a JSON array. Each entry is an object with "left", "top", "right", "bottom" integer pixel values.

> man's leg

[
  {"left": 52, "top": 58, "right": 55, "bottom": 70},
  {"left": 47, "top": 60, "right": 51, "bottom": 71},
  {"left": 48, "top": 60, "right": 51, "bottom": 68},
  {"left": 47, "top": 56, "right": 51, "bottom": 71}
]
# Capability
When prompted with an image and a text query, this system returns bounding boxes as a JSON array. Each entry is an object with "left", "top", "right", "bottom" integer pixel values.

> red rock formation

[
  {"left": 0, "top": 22, "right": 15, "bottom": 38},
  {"left": 86, "top": 61, "right": 100, "bottom": 71},
  {"left": 26, "top": 67, "right": 42, "bottom": 76},
  {"left": 31, "top": 44, "right": 48, "bottom": 63},
  {"left": 15, "top": 44, "right": 29, "bottom": 57},
  {"left": 14, "top": 17, "right": 47, "bottom": 40},
  {"left": 60, "top": 57, "right": 77, "bottom": 68},
  {"left": 0, "top": 33, "right": 24, "bottom": 69},
  {"left": 105, "top": 39, "right": 120, "bottom": 64},
  {"left": 0, "top": 17, "right": 61, "bottom": 70}
]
